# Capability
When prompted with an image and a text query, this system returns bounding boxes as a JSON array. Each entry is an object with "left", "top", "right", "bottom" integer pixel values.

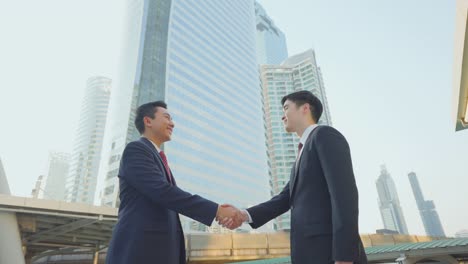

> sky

[{"left": 0, "top": 0, "right": 466, "bottom": 236}]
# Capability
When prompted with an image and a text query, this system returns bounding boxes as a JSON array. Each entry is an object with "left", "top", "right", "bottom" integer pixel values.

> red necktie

[
  {"left": 159, "top": 151, "right": 173, "bottom": 184},
  {"left": 296, "top": 143, "right": 303, "bottom": 163}
]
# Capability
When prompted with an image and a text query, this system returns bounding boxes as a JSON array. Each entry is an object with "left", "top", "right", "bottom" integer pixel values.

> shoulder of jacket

[{"left": 313, "top": 126, "right": 345, "bottom": 143}]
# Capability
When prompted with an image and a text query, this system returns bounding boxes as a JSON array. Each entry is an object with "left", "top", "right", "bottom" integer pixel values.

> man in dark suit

[
  {"left": 222, "top": 90, "right": 367, "bottom": 264},
  {"left": 106, "top": 101, "right": 239, "bottom": 264}
]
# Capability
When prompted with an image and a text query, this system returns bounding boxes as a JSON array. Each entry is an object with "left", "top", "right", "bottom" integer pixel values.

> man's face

[
  {"left": 145, "top": 107, "right": 174, "bottom": 143},
  {"left": 282, "top": 100, "right": 302, "bottom": 133}
]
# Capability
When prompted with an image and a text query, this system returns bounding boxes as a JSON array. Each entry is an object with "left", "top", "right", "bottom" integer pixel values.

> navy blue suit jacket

[
  {"left": 247, "top": 126, "right": 367, "bottom": 264},
  {"left": 106, "top": 137, "right": 218, "bottom": 264}
]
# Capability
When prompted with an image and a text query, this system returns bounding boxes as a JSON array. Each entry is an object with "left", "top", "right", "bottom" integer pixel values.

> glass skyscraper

[
  {"left": 44, "top": 152, "right": 70, "bottom": 201},
  {"left": 408, "top": 172, "right": 445, "bottom": 237},
  {"left": 255, "top": 1, "right": 288, "bottom": 65},
  {"left": 0, "top": 158, "right": 7, "bottom": 195},
  {"left": 376, "top": 165, "right": 409, "bottom": 234},
  {"left": 100, "top": 0, "right": 270, "bottom": 232},
  {"left": 260, "top": 49, "right": 332, "bottom": 230},
  {"left": 65, "top": 76, "right": 111, "bottom": 205}
]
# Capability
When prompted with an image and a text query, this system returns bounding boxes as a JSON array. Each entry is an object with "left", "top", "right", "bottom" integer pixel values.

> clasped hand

[{"left": 216, "top": 204, "right": 248, "bottom": 229}]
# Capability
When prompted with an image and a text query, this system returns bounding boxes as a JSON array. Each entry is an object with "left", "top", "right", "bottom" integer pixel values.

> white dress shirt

[
  {"left": 296, "top": 124, "right": 318, "bottom": 163},
  {"left": 144, "top": 137, "right": 161, "bottom": 152}
]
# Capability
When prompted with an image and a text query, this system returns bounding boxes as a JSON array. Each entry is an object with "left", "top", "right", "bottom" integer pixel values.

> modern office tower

[
  {"left": 255, "top": 1, "right": 288, "bottom": 65},
  {"left": 65, "top": 76, "right": 111, "bottom": 204},
  {"left": 0, "top": 157, "right": 25, "bottom": 264},
  {"left": 408, "top": 172, "right": 446, "bottom": 237},
  {"left": 260, "top": 49, "right": 332, "bottom": 230},
  {"left": 31, "top": 175, "right": 45, "bottom": 199},
  {"left": 0, "top": 158, "right": 9, "bottom": 195},
  {"left": 455, "top": 229, "right": 468, "bottom": 238},
  {"left": 100, "top": 0, "right": 270, "bottom": 232},
  {"left": 43, "top": 152, "right": 70, "bottom": 201},
  {"left": 376, "top": 165, "right": 409, "bottom": 234}
]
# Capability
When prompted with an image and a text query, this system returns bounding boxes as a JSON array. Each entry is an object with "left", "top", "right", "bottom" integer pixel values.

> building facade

[
  {"left": 376, "top": 165, "right": 409, "bottom": 234},
  {"left": 408, "top": 172, "right": 445, "bottom": 237},
  {"left": 65, "top": 76, "right": 111, "bottom": 204},
  {"left": 44, "top": 152, "right": 70, "bottom": 201},
  {"left": 260, "top": 49, "right": 332, "bottom": 230},
  {"left": 100, "top": 0, "right": 270, "bottom": 232},
  {"left": 255, "top": 1, "right": 288, "bottom": 65},
  {"left": 31, "top": 175, "right": 45, "bottom": 199}
]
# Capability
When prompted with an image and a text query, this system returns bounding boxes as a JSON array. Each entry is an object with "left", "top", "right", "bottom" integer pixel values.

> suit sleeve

[
  {"left": 315, "top": 127, "right": 360, "bottom": 261},
  {"left": 246, "top": 182, "right": 291, "bottom": 228},
  {"left": 119, "top": 141, "right": 218, "bottom": 226}
]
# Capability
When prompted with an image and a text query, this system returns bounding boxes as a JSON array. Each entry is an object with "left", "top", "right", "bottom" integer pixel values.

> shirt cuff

[{"left": 242, "top": 209, "right": 253, "bottom": 223}]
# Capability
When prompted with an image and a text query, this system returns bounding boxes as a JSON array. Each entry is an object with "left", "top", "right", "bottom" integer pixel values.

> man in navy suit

[
  {"left": 222, "top": 91, "right": 367, "bottom": 264},
  {"left": 106, "top": 101, "right": 238, "bottom": 264}
]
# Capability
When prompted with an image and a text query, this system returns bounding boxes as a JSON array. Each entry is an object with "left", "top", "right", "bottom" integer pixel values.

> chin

[{"left": 160, "top": 135, "right": 171, "bottom": 143}]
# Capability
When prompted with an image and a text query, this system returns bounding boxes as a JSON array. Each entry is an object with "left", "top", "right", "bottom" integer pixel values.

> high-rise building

[
  {"left": 260, "top": 49, "right": 332, "bottom": 230},
  {"left": 0, "top": 158, "right": 10, "bottom": 195},
  {"left": 31, "top": 175, "right": 45, "bottom": 199},
  {"left": 65, "top": 76, "right": 111, "bottom": 205},
  {"left": 43, "top": 152, "right": 70, "bottom": 201},
  {"left": 0, "top": 158, "right": 24, "bottom": 264},
  {"left": 455, "top": 229, "right": 468, "bottom": 238},
  {"left": 376, "top": 165, "right": 409, "bottom": 234},
  {"left": 255, "top": 1, "right": 288, "bottom": 65},
  {"left": 408, "top": 172, "right": 445, "bottom": 237},
  {"left": 100, "top": 0, "right": 270, "bottom": 232}
]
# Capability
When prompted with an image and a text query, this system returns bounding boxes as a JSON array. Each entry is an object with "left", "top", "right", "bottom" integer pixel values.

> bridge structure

[
  {"left": 453, "top": 0, "right": 468, "bottom": 131},
  {"left": 0, "top": 159, "right": 463, "bottom": 264},
  {"left": 1, "top": 192, "right": 459, "bottom": 264},
  {"left": 232, "top": 238, "right": 468, "bottom": 264}
]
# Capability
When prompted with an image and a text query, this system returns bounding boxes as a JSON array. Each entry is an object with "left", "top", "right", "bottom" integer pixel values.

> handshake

[{"left": 215, "top": 204, "right": 249, "bottom": 229}]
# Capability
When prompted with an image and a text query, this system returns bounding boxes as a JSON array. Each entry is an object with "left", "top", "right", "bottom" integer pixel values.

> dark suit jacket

[
  {"left": 106, "top": 137, "right": 218, "bottom": 264},
  {"left": 247, "top": 126, "right": 367, "bottom": 264}
]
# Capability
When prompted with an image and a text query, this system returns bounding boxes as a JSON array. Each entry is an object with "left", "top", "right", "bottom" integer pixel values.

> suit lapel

[
  {"left": 169, "top": 168, "right": 177, "bottom": 186},
  {"left": 294, "top": 150, "right": 304, "bottom": 176},
  {"left": 289, "top": 162, "right": 297, "bottom": 197},
  {"left": 289, "top": 126, "right": 320, "bottom": 198},
  {"left": 289, "top": 152, "right": 302, "bottom": 198},
  {"left": 139, "top": 138, "right": 173, "bottom": 185},
  {"left": 289, "top": 153, "right": 303, "bottom": 196}
]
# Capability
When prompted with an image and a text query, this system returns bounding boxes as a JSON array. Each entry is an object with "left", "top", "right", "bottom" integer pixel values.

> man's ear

[
  {"left": 143, "top": 116, "right": 151, "bottom": 127},
  {"left": 303, "top": 103, "right": 310, "bottom": 114}
]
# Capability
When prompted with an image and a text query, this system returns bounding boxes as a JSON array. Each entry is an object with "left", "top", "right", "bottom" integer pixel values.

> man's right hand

[
  {"left": 216, "top": 204, "right": 238, "bottom": 223},
  {"left": 216, "top": 204, "right": 248, "bottom": 229}
]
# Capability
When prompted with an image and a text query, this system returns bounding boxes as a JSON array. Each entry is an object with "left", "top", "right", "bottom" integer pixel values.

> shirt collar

[
  {"left": 299, "top": 124, "right": 319, "bottom": 146},
  {"left": 143, "top": 137, "right": 161, "bottom": 152}
]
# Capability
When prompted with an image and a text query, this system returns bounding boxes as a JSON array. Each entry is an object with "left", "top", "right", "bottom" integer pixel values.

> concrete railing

[{"left": 186, "top": 232, "right": 290, "bottom": 263}]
